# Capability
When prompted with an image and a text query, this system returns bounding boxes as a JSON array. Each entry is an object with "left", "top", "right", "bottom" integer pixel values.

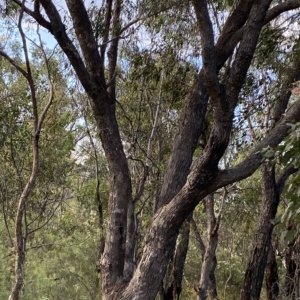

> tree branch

[
  {"left": 266, "top": 0, "right": 300, "bottom": 23},
  {"left": 65, "top": 0, "right": 105, "bottom": 84},
  {"left": 226, "top": 0, "right": 272, "bottom": 109},
  {"left": 0, "top": 50, "right": 28, "bottom": 78},
  {"left": 276, "top": 165, "right": 297, "bottom": 196},
  {"left": 192, "top": 0, "right": 221, "bottom": 106},
  {"left": 100, "top": 0, "right": 113, "bottom": 63},
  {"left": 12, "top": 0, "right": 52, "bottom": 32},
  {"left": 107, "top": 0, "right": 122, "bottom": 99},
  {"left": 217, "top": 97, "right": 300, "bottom": 188},
  {"left": 39, "top": 0, "right": 99, "bottom": 97}
]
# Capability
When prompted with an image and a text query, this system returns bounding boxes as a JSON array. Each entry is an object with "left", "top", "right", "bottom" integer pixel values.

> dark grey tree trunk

[
  {"left": 265, "top": 243, "right": 279, "bottom": 300},
  {"left": 160, "top": 217, "right": 191, "bottom": 300},
  {"left": 284, "top": 233, "right": 300, "bottom": 299},
  {"left": 241, "top": 163, "right": 297, "bottom": 300},
  {"left": 241, "top": 165, "right": 280, "bottom": 300}
]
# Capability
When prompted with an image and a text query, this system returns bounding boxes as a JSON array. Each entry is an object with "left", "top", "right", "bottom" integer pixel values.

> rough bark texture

[
  {"left": 265, "top": 243, "right": 279, "bottom": 300},
  {"left": 284, "top": 233, "right": 300, "bottom": 299},
  {"left": 241, "top": 163, "right": 297, "bottom": 300},
  {"left": 241, "top": 165, "right": 279, "bottom": 300},
  {"left": 160, "top": 217, "right": 191, "bottom": 300}
]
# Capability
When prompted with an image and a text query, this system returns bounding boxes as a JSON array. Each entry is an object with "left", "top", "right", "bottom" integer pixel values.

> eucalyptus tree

[
  {"left": 2, "top": 0, "right": 300, "bottom": 300},
  {"left": 0, "top": 16, "right": 75, "bottom": 300}
]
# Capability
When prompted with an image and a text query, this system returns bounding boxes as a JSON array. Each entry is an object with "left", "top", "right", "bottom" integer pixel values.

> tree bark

[
  {"left": 191, "top": 218, "right": 218, "bottom": 299},
  {"left": 241, "top": 163, "right": 297, "bottom": 300},
  {"left": 241, "top": 165, "right": 279, "bottom": 300},
  {"left": 160, "top": 217, "right": 191, "bottom": 300},
  {"left": 284, "top": 233, "right": 300, "bottom": 299},
  {"left": 196, "top": 194, "right": 219, "bottom": 300},
  {"left": 265, "top": 243, "right": 279, "bottom": 300}
]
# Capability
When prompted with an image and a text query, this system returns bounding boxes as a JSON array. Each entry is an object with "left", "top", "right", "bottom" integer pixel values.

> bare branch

[
  {"left": 192, "top": 0, "right": 221, "bottom": 106},
  {"left": 266, "top": 0, "right": 300, "bottom": 23},
  {"left": 217, "top": 97, "right": 300, "bottom": 188},
  {"left": 100, "top": 0, "right": 113, "bottom": 62},
  {"left": 0, "top": 50, "right": 27, "bottom": 78},
  {"left": 39, "top": 0, "right": 98, "bottom": 95},
  {"left": 12, "top": 0, "right": 52, "bottom": 32},
  {"left": 36, "top": 26, "right": 54, "bottom": 132},
  {"left": 107, "top": 0, "right": 122, "bottom": 98}
]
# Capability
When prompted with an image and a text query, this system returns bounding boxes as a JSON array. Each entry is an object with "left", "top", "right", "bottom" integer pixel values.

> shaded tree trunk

[
  {"left": 265, "top": 243, "right": 279, "bottom": 300},
  {"left": 284, "top": 233, "right": 300, "bottom": 299},
  {"left": 196, "top": 194, "right": 220, "bottom": 300},
  {"left": 241, "top": 165, "right": 279, "bottom": 300},
  {"left": 160, "top": 217, "right": 191, "bottom": 300},
  {"left": 241, "top": 163, "right": 296, "bottom": 300},
  {"left": 191, "top": 217, "right": 218, "bottom": 299}
]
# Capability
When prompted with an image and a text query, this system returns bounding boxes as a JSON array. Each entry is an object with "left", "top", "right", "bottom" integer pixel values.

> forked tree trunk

[{"left": 160, "top": 217, "right": 191, "bottom": 300}]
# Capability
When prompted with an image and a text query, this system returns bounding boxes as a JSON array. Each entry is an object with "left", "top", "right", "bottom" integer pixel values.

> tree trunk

[
  {"left": 172, "top": 218, "right": 191, "bottom": 300},
  {"left": 160, "top": 217, "right": 191, "bottom": 300},
  {"left": 241, "top": 165, "right": 279, "bottom": 300},
  {"left": 265, "top": 243, "right": 279, "bottom": 300},
  {"left": 197, "top": 194, "right": 220, "bottom": 300},
  {"left": 284, "top": 233, "right": 300, "bottom": 299},
  {"left": 191, "top": 217, "right": 218, "bottom": 299}
]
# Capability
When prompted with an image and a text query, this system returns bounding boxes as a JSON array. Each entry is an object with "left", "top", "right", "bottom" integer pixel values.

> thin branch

[
  {"left": 276, "top": 164, "right": 297, "bottom": 196},
  {"left": 146, "top": 69, "right": 164, "bottom": 168},
  {"left": 107, "top": 0, "right": 122, "bottom": 98},
  {"left": 12, "top": 0, "right": 53, "bottom": 32},
  {"left": 0, "top": 50, "right": 28, "bottom": 78},
  {"left": 247, "top": 116, "right": 258, "bottom": 143},
  {"left": 100, "top": 0, "right": 113, "bottom": 62},
  {"left": 191, "top": 217, "right": 206, "bottom": 256},
  {"left": 36, "top": 26, "right": 54, "bottom": 132},
  {"left": 18, "top": 0, "right": 38, "bottom": 129}
]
